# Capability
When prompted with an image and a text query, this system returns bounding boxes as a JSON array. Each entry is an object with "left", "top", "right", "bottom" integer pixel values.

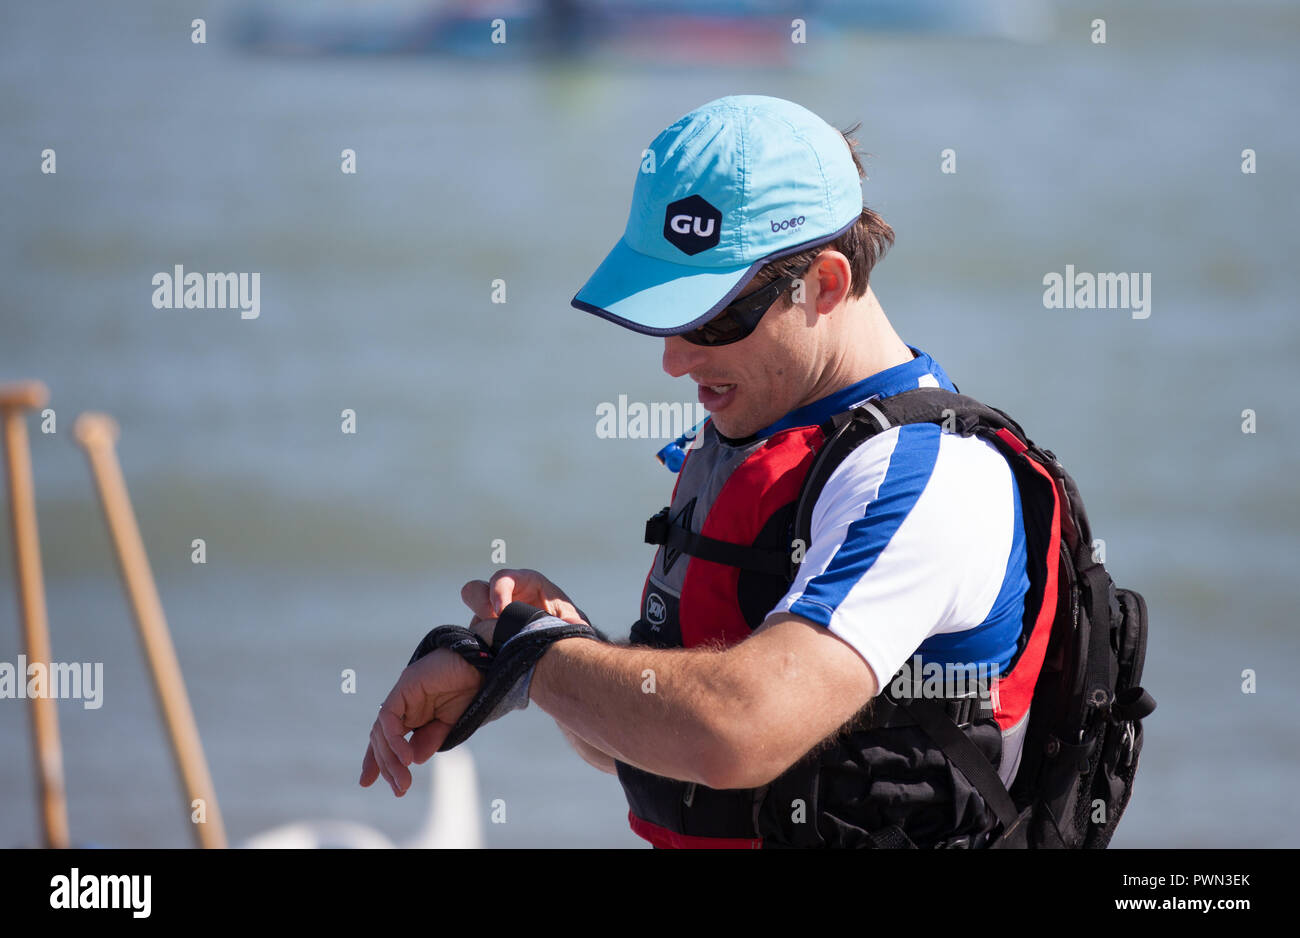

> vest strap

[
  {"left": 1080, "top": 562, "right": 1118, "bottom": 717},
  {"left": 899, "top": 697, "right": 1020, "bottom": 832},
  {"left": 644, "top": 507, "right": 792, "bottom": 576}
]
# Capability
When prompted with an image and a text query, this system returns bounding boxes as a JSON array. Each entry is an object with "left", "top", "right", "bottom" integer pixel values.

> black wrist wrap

[
  {"left": 408, "top": 625, "right": 493, "bottom": 672},
  {"left": 436, "top": 602, "right": 602, "bottom": 752}
]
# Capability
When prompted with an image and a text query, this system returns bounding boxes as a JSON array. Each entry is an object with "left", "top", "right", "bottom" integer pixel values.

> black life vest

[{"left": 618, "top": 386, "right": 1151, "bottom": 849}]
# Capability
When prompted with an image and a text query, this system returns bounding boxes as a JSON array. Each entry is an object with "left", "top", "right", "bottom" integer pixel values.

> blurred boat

[{"left": 232, "top": 0, "right": 1052, "bottom": 64}]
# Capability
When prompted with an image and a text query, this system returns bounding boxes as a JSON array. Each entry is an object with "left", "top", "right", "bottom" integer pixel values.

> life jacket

[{"left": 618, "top": 385, "right": 1154, "bottom": 849}]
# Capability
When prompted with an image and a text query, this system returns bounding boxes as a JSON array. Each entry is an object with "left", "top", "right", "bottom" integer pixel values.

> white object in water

[{"left": 243, "top": 748, "right": 483, "bottom": 849}]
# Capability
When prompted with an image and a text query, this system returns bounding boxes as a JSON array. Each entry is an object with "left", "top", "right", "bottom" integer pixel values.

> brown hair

[{"left": 754, "top": 123, "right": 894, "bottom": 301}]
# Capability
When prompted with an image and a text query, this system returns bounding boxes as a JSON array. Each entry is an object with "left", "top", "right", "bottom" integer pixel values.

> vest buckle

[{"left": 645, "top": 507, "right": 670, "bottom": 545}]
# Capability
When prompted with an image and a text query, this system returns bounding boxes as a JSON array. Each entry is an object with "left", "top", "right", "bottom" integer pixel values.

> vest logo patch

[
  {"left": 645, "top": 592, "right": 667, "bottom": 629},
  {"left": 662, "top": 498, "right": 696, "bottom": 575}
]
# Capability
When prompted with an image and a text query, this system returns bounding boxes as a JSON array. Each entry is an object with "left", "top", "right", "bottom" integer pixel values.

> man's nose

[{"left": 662, "top": 335, "right": 706, "bottom": 378}]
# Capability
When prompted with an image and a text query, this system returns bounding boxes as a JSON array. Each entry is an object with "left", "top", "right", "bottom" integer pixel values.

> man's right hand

[{"left": 460, "top": 568, "right": 587, "bottom": 645}]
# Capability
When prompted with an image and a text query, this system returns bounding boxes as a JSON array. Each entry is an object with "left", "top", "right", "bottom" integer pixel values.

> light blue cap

[{"left": 572, "top": 95, "right": 864, "bottom": 336}]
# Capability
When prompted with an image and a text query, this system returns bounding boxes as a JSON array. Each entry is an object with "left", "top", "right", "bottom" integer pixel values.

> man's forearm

[
  {"left": 558, "top": 725, "right": 618, "bottom": 775},
  {"left": 530, "top": 638, "right": 754, "bottom": 788},
  {"left": 518, "top": 613, "right": 875, "bottom": 790}
]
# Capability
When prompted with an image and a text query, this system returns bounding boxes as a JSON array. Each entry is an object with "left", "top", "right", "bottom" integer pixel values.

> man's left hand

[
  {"left": 359, "top": 648, "right": 485, "bottom": 797},
  {"left": 461, "top": 568, "right": 587, "bottom": 646}
]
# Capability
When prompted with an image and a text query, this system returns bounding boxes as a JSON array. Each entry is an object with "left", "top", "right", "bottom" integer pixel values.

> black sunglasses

[{"left": 677, "top": 274, "right": 801, "bottom": 347}]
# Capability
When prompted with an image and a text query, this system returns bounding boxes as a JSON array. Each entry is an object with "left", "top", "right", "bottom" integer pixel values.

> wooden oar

[
  {"left": 74, "top": 413, "right": 227, "bottom": 849},
  {"left": 1, "top": 380, "right": 70, "bottom": 848}
]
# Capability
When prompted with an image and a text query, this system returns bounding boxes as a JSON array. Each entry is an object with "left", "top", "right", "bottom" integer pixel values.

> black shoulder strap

[
  {"left": 791, "top": 387, "right": 1029, "bottom": 582},
  {"left": 872, "top": 386, "right": 1029, "bottom": 438}
]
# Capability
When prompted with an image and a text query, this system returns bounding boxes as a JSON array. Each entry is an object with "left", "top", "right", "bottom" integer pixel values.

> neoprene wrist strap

[
  {"left": 433, "top": 602, "right": 602, "bottom": 752},
  {"left": 408, "top": 625, "right": 493, "bottom": 671}
]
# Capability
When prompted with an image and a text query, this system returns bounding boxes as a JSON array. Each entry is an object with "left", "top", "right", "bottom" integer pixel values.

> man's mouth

[{"left": 696, "top": 382, "right": 737, "bottom": 411}]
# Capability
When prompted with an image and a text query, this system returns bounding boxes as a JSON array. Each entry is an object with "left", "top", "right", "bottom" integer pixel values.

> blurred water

[{"left": 1, "top": 0, "right": 1297, "bottom": 847}]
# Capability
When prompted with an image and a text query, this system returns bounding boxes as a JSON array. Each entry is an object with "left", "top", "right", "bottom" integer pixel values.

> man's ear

[{"left": 813, "top": 252, "right": 852, "bottom": 315}]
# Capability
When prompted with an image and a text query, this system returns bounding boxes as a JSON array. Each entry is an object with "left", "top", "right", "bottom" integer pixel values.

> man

[{"left": 361, "top": 95, "right": 1031, "bottom": 848}]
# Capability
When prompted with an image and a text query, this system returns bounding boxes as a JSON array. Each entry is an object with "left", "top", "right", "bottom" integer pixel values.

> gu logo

[{"left": 664, "top": 195, "right": 722, "bottom": 255}]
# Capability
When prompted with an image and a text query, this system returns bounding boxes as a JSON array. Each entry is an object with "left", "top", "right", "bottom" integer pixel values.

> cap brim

[
  {"left": 571, "top": 237, "right": 759, "bottom": 336},
  {"left": 571, "top": 217, "right": 861, "bottom": 336}
]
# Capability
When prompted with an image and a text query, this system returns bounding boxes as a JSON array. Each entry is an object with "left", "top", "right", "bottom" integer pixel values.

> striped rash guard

[{"left": 763, "top": 348, "right": 1030, "bottom": 782}]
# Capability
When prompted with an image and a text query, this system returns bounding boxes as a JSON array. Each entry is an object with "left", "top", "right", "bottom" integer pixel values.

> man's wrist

[
  {"left": 529, "top": 635, "right": 603, "bottom": 712},
  {"left": 434, "top": 604, "right": 602, "bottom": 752},
  {"left": 514, "top": 627, "right": 601, "bottom": 707}
]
